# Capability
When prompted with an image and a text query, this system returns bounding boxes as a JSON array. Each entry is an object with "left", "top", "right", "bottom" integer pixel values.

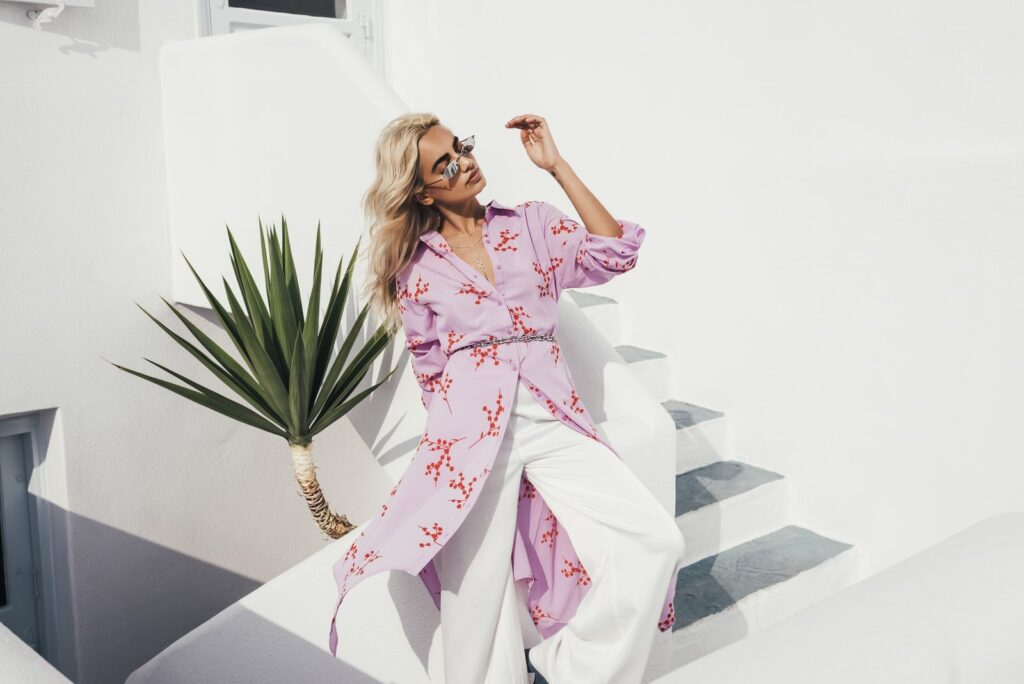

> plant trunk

[{"left": 290, "top": 441, "right": 356, "bottom": 539}]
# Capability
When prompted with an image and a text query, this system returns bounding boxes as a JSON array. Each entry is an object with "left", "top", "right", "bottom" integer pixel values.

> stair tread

[
  {"left": 673, "top": 525, "right": 854, "bottom": 630},
  {"left": 614, "top": 344, "right": 667, "bottom": 362},
  {"left": 662, "top": 399, "right": 725, "bottom": 429},
  {"left": 676, "top": 460, "right": 784, "bottom": 516},
  {"left": 565, "top": 290, "right": 616, "bottom": 307}
]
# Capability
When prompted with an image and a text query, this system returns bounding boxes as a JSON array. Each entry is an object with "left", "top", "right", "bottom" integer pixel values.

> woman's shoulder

[
  {"left": 519, "top": 199, "right": 563, "bottom": 226},
  {"left": 487, "top": 198, "right": 554, "bottom": 225},
  {"left": 395, "top": 240, "right": 445, "bottom": 309}
]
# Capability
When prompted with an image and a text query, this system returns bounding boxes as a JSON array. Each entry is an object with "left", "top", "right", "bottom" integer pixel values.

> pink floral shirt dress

[{"left": 328, "top": 198, "right": 677, "bottom": 657}]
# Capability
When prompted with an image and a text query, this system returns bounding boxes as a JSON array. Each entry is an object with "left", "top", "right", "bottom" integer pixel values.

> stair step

[
  {"left": 594, "top": 310, "right": 861, "bottom": 677},
  {"left": 675, "top": 460, "right": 789, "bottom": 565},
  {"left": 675, "top": 460, "right": 783, "bottom": 517},
  {"left": 662, "top": 399, "right": 728, "bottom": 472},
  {"left": 674, "top": 524, "right": 852, "bottom": 629},
  {"left": 645, "top": 526, "right": 860, "bottom": 674},
  {"left": 564, "top": 289, "right": 615, "bottom": 308},
  {"left": 614, "top": 344, "right": 672, "bottom": 400},
  {"left": 663, "top": 400, "right": 724, "bottom": 430},
  {"left": 614, "top": 343, "right": 667, "bottom": 364},
  {"left": 564, "top": 290, "right": 626, "bottom": 346}
]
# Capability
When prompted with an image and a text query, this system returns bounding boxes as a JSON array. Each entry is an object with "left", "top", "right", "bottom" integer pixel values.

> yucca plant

[{"left": 108, "top": 216, "right": 397, "bottom": 540}]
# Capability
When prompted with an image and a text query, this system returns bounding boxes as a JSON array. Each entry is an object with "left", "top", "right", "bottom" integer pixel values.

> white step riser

[
  {"left": 578, "top": 294, "right": 863, "bottom": 682},
  {"left": 676, "top": 478, "right": 790, "bottom": 567},
  {"left": 675, "top": 416, "right": 730, "bottom": 474},
  {"left": 625, "top": 356, "right": 674, "bottom": 402},
  {"left": 645, "top": 547, "right": 863, "bottom": 678},
  {"left": 575, "top": 301, "right": 626, "bottom": 347}
]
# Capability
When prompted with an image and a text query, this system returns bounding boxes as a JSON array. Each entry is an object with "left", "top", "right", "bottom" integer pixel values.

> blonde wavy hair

[{"left": 360, "top": 112, "right": 446, "bottom": 334}]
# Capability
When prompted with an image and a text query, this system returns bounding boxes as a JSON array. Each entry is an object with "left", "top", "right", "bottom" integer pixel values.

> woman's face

[{"left": 417, "top": 124, "right": 485, "bottom": 209}]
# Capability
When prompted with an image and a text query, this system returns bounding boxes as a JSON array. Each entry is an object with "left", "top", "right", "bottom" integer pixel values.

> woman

[{"left": 330, "top": 112, "right": 685, "bottom": 684}]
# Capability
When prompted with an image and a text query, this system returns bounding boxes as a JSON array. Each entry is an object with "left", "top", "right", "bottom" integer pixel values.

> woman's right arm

[{"left": 397, "top": 278, "right": 446, "bottom": 410}]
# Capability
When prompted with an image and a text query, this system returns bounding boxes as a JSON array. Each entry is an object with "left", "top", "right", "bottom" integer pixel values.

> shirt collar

[{"left": 419, "top": 199, "right": 517, "bottom": 246}]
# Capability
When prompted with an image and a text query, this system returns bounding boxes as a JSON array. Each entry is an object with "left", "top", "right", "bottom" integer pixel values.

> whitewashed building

[{"left": 1, "top": 2, "right": 1023, "bottom": 682}]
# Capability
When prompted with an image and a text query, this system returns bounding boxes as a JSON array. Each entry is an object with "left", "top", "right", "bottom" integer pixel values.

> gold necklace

[{"left": 443, "top": 221, "right": 489, "bottom": 276}]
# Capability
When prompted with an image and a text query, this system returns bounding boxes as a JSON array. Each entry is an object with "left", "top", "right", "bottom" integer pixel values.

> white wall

[
  {"left": 0, "top": 3, "right": 389, "bottom": 683},
  {"left": 383, "top": 0, "right": 1024, "bottom": 570},
  {"left": 2, "top": 0, "right": 1022, "bottom": 681}
]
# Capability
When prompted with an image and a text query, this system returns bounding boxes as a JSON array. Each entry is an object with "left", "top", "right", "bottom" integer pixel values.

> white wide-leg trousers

[{"left": 434, "top": 378, "right": 685, "bottom": 684}]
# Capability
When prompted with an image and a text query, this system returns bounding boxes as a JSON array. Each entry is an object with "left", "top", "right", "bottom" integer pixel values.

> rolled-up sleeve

[
  {"left": 533, "top": 200, "right": 646, "bottom": 293},
  {"left": 396, "top": 284, "right": 447, "bottom": 411}
]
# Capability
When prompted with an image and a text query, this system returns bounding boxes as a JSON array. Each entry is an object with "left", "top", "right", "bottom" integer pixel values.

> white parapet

[{"left": 655, "top": 511, "right": 1024, "bottom": 683}]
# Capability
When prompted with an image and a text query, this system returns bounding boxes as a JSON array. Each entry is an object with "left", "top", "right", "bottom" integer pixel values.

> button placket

[{"left": 482, "top": 223, "right": 504, "bottom": 295}]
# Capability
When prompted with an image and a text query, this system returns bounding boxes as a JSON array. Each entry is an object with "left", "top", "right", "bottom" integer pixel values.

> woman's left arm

[
  {"left": 506, "top": 113, "right": 633, "bottom": 238},
  {"left": 508, "top": 114, "right": 647, "bottom": 293},
  {"left": 530, "top": 200, "right": 646, "bottom": 293}
]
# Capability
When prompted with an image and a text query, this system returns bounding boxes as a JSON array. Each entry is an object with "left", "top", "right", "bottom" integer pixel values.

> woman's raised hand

[{"left": 506, "top": 114, "right": 562, "bottom": 172}]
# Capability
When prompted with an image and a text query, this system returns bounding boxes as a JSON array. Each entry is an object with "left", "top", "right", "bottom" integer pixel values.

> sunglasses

[{"left": 425, "top": 135, "right": 476, "bottom": 186}]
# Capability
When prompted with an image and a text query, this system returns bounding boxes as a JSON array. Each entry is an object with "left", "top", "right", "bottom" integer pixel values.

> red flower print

[
  {"left": 548, "top": 341, "right": 561, "bottom": 365},
  {"left": 418, "top": 522, "right": 445, "bottom": 548},
  {"left": 455, "top": 281, "right": 490, "bottom": 305},
  {"left": 434, "top": 372, "right": 455, "bottom": 413},
  {"left": 549, "top": 254, "right": 566, "bottom": 277},
  {"left": 536, "top": 392, "right": 559, "bottom": 414},
  {"left": 341, "top": 547, "right": 383, "bottom": 592},
  {"left": 575, "top": 245, "right": 588, "bottom": 269},
  {"left": 597, "top": 254, "right": 636, "bottom": 270},
  {"left": 415, "top": 367, "right": 442, "bottom": 394},
  {"left": 563, "top": 389, "right": 586, "bottom": 415},
  {"left": 342, "top": 542, "right": 359, "bottom": 564},
  {"left": 444, "top": 330, "right": 468, "bottom": 354},
  {"left": 530, "top": 603, "right": 555, "bottom": 626},
  {"left": 468, "top": 388, "right": 507, "bottom": 448},
  {"left": 420, "top": 433, "right": 465, "bottom": 485},
  {"left": 492, "top": 227, "right": 521, "bottom": 252},
  {"left": 396, "top": 274, "right": 430, "bottom": 313},
  {"left": 561, "top": 558, "right": 591, "bottom": 587},
  {"left": 467, "top": 339, "right": 503, "bottom": 369},
  {"left": 551, "top": 216, "right": 577, "bottom": 235},
  {"left": 508, "top": 305, "right": 537, "bottom": 335},
  {"left": 659, "top": 601, "right": 677, "bottom": 632},
  {"left": 519, "top": 477, "right": 538, "bottom": 501},
  {"left": 548, "top": 216, "right": 577, "bottom": 249},
  {"left": 532, "top": 260, "right": 555, "bottom": 299},
  {"left": 447, "top": 470, "right": 480, "bottom": 509},
  {"left": 540, "top": 511, "right": 559, "bottom": 548}
]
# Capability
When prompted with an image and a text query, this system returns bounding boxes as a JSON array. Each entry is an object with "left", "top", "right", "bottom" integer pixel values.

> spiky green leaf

[
  {"left": 137, "top": 298, "right": 282, "bottom": 425},
  {"left": 109, "top": 360, "right": 289, "bottom": 438},
  {"left": 309, "top": 368, "right": 398, "bottom": 437},
  {"left": 222, "top": 275, "right": 292, "bottom": 426}
]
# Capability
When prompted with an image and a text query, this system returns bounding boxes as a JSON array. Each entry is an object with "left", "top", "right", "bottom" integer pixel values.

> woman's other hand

[{"left": 506, "top": 114, "right": 562, "bottom": 172}]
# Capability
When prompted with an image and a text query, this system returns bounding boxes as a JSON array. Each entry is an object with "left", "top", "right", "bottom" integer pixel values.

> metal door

[{"left": 0, "top": 432, "right": 44, "bottom": 652}]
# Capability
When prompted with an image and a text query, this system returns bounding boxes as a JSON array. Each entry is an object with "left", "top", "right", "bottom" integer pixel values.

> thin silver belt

[{"left": 448, "top": 332, "right": 556, "bottom": 357}]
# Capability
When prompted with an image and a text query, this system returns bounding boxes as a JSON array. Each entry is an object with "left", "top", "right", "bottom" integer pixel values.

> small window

[
  {"left": 228, "top": 0, "right": 344, "bottom": 20},
  {"left": 198, "top": 0, "right": 379, "bottom": 75}
]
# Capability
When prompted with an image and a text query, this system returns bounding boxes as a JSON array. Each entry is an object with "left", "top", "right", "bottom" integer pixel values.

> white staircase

[
  {"left": 126, "top": 287, "right": 865, "bottom": 684},
  {"left": 565, "top": 290, "right": 863, "bottom": 680}
]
